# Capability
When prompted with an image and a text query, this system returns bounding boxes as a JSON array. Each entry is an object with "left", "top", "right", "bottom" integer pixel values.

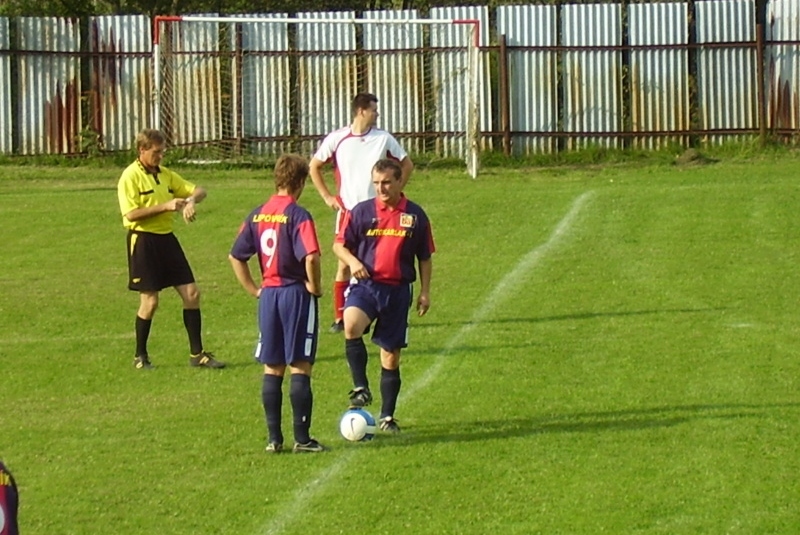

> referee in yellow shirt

[{"left": 117, "top": 129, "right": 224, "bottom": 370}]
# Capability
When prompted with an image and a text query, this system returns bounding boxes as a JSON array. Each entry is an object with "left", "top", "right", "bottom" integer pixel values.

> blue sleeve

[{"left": 230, "top": 214, "right": 257, "bottom": 261}]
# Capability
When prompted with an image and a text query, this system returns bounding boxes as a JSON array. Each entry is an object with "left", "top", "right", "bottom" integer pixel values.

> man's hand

[
  {"left": 166, "top": 198, "right": 186, "bottom": 212},
  {"left": 349, "top": 260, "right": 369, "bottom": 280},
  {"left": 182, "top": 198, "right": 197, "bottom": 223},
  {"left": 324, "top": 194, "right": 343, "bottom": 211},
  {"left": 416, "top": 294, "right": 430, "bottom": 316},
  {"left": 305, "top": 281, "right": 323, "bottom": 297}
]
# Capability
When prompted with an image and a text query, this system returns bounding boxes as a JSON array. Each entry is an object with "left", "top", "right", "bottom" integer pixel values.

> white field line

[
  {"left": 259, "top": 190, "right": 594, "bottom": 535},
  {"left": 403, "top": 190, "right": 594, "bottom": 398}
]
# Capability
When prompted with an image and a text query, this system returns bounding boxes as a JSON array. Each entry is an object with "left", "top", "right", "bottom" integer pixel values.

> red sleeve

[{"left": 297, "top": 219, "right": 320, "bottom": 258}]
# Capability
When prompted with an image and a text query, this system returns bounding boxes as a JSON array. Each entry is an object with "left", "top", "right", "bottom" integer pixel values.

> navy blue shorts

[
  {"left": 255, "top": 284, "right": 319, "bottom": 366},
  {"left": 345, "top": 279, "right": 412, "bottom": 351}
]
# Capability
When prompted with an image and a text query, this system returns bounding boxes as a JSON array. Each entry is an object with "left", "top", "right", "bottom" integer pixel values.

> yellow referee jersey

[{"left": 117, "top": 160, "right": 195, "bottom": 234}]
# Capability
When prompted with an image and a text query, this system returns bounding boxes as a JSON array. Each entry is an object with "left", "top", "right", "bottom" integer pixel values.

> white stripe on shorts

[{"left": 304, "top": 295, "right": 317, "bottom": 357}]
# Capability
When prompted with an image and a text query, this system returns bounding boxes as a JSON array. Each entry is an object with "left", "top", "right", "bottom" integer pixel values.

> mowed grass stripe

[{"left": 259, "top": 191, "right": 593, "bottom": 535}]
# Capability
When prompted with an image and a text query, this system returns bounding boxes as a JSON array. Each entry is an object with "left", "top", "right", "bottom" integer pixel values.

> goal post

[{"left": 152, "top": 14, "right": 481, "bottom": 177}]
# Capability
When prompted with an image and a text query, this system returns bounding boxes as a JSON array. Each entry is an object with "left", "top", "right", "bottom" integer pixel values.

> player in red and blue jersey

[
  {"left": 333, "top": 158, "right": 434, "bottom": 433},
  {"left": 229, "top": 154, "right": 326, "bottom": 454},
  {"left": 0, "top": 460, "right": 18, "bottom": 535},
  {"left": 310, "top": 93, "right": 414, "bottom": 333}
]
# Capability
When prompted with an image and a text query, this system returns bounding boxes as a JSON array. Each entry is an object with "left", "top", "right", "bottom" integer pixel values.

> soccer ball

[{"left": 339, "top": 408, "right": 376, "bottom": 442}]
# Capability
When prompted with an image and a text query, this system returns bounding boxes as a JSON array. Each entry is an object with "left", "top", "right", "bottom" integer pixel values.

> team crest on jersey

[{"left": 400, "top": 213, "right": 416, "bottom": 228}]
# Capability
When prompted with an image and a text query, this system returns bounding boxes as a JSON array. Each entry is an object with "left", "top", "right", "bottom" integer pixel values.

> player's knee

[
  {"left": 139, "top": 294, "right": 159, "bottom": 317},
  {"left": 344, "top": 324, "right": 366, "bottom": 338},
  {"left": 380, "top": 351, "right": 401, "bottom": 370},
  {"left": 289, "top": 361, "right": 313, "bottom": 376},
  {"left": 183, "top": 284, "right": 201, "bottom": 307}
]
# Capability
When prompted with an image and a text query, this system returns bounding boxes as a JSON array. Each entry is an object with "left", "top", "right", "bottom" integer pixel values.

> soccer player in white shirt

[{"left": 310, "top": 93, "right": 414, "bottom": 333}]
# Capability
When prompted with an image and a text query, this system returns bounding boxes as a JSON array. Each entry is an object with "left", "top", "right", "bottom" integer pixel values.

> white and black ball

[{"left": 339, "top": 408, "right": 376, "bottom": 442}]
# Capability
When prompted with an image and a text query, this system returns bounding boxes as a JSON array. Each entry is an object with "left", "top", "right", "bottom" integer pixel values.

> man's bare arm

[{"left": 309, "top": 157, "right": 342, "bottom": 210}]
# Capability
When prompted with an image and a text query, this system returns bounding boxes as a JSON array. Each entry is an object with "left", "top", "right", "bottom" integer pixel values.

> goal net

[{"left": 153, "top": 14, "right": 480, "bottom": 177}]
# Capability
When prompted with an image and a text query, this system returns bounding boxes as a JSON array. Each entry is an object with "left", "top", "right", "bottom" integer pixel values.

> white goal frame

[{"left": 153, "top": 14, "right": 481, "bottom": 178}]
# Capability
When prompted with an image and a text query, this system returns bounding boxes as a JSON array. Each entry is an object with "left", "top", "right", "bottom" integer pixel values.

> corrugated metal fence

[
  {"left": 90, "top": 15, "right": 152, "bottom": 152},
  {"left": 0, "top": 1, "right": 798, "bottom": 158},
  {"left": 629, "top": 3, "right": 689, "bottom": 149},
  {"left": 497, "top": 0, "right": 797, "bottom": 154},
  {"left": 154, "top": 12, "right": 480, "bottom": 164},
  {"left": 768, "top": 0, "right": 800, "bottom": 133},
  {"left": 0, "top": 18, "right": 10, "bottom": 154},
  {"left": 17, "top": 17, "right": 81, "bottom": 155}
]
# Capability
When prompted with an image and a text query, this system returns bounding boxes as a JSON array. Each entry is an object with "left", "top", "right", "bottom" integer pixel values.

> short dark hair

[
  {"left": 372, "top": 158, "right": 402, "bottom": 181},
  {"left": 136, "top": 129, "right": 166, "bottom": 151},
  {"left": 274, "top": 154, "right": 309, "bottom": 192},
  {"left": 352, "top": 93, "right": 378, "bottom": 115}
]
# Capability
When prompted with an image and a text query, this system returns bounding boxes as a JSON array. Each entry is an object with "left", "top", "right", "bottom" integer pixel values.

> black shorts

[{"left": 126, "top": 231, "right": 195, "bottom": 292}]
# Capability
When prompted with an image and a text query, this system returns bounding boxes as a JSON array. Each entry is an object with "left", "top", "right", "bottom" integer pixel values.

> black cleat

[
  {"left": 348, "top": 386, "right": 373, "bottom": 408},
  {"left": 329, "top": 320, "right": 344, "bottom": 333},
  {"left": 134, "top": 355, "right": 154, "bottom": 369},
  {"left": 265, "top": 442, "right": 283, "bottom": 454},
  {"left": 292, "top": 439, "right": 326, "bottom": 453},
  {"left": 189, "top": 351, "right": 225, "bottom": 369},
  {"left": 379, "top": 416, "right": 401, "bottom": 433}
]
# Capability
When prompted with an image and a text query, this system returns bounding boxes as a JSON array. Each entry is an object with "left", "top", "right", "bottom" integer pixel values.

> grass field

[{"left": 1, "top": 154, "right": 800, "bottom": 534}]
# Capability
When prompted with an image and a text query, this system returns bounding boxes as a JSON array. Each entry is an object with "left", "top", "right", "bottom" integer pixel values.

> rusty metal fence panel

[
  {"left": 629, "top": 3, "right": 690, "bottom": 149},
  {"left": 562, "top": 4, "right": 622, "bottom": 149},
  {"left": 696, "top": 0, "right": 757, "bottom": 144},
  {"left": 766, "top": 0, "right": 800, "bottom": 133},
  {"left": 89, "top": 15, "right": 152, "bottom": 152},
  {"left": 363, "top": 10, "right": 425, "bottom": 155},
  {"left": 1, "top": 6, "right": 798, "bottom": 159},
  {"left": 497, "top": 5, "right": 557, "bottom": 155},
  {"left": 236, "top": 13, "right": 291, "bottom": 156},
  {"left": 297, "top": 11, "right": 357, "bottom": 156},
  {"left": 166, "top": 17, "right": 225, "bottom": 149},
  {"left": 430, "top": 6, "right": 491, "bottom": 156},
  {"left": 0, "top": 18, "right": 11, "bottom": 154},
  {"left": 17, "top": 17, "right": 81, "bottom": 154}
]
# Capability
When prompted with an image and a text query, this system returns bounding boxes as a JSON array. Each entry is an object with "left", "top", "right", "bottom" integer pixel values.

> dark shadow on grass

[
  {"left": 144, "top": 354, "right": 345, "bottom": 368},
  {"left": 207, "top": 356, "right": 345, "bottom": 368},
  {"left": 313, "top": 353, "right": 345, "bottom": 363},
  {"left": 414, "top": 307, "right": 726, "bottom": 330},
  {"left": 369, "top": 402, "right": 800, "bottom": 448}
]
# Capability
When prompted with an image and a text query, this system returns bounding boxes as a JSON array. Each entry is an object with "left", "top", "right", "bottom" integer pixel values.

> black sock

[
  {"left": 135, "top": 316, "right": 152, "bottom": 357},
  {"left": 183, "top": 309, "right": 203, "bottom": 355},
  {"left": 380, "top": 367, "right": 401, "bottom": 419},
  {"left": 261, "top": 374, "right": 284, "bottom": 445},
  {"left": 289, "top": 374, "right": 313, "bottom": 444},
  {"left": 345, "top": 337, "right": 369, "bottom": 389}
]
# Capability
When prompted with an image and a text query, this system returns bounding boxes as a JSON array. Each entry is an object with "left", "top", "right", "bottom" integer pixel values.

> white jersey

[{"left": 313, "top": 126, "right": 408, "bottom": 210}]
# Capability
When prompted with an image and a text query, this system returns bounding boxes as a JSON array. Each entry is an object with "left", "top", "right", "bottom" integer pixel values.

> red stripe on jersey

[
  {"left": 372, "top": 197, "right": 407, "bottom": 283},
  {"left": 297, "top": 218, "right": 320, "bottom": 258},
  {"left": 331, "top": 130, "right": 363, "bottom": 195},
  {"left": 334, "top": 210, "right": 352, "bottom": 244},
  {"left": 337, "top": 194, "right": 432, "bottom": 285}
]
